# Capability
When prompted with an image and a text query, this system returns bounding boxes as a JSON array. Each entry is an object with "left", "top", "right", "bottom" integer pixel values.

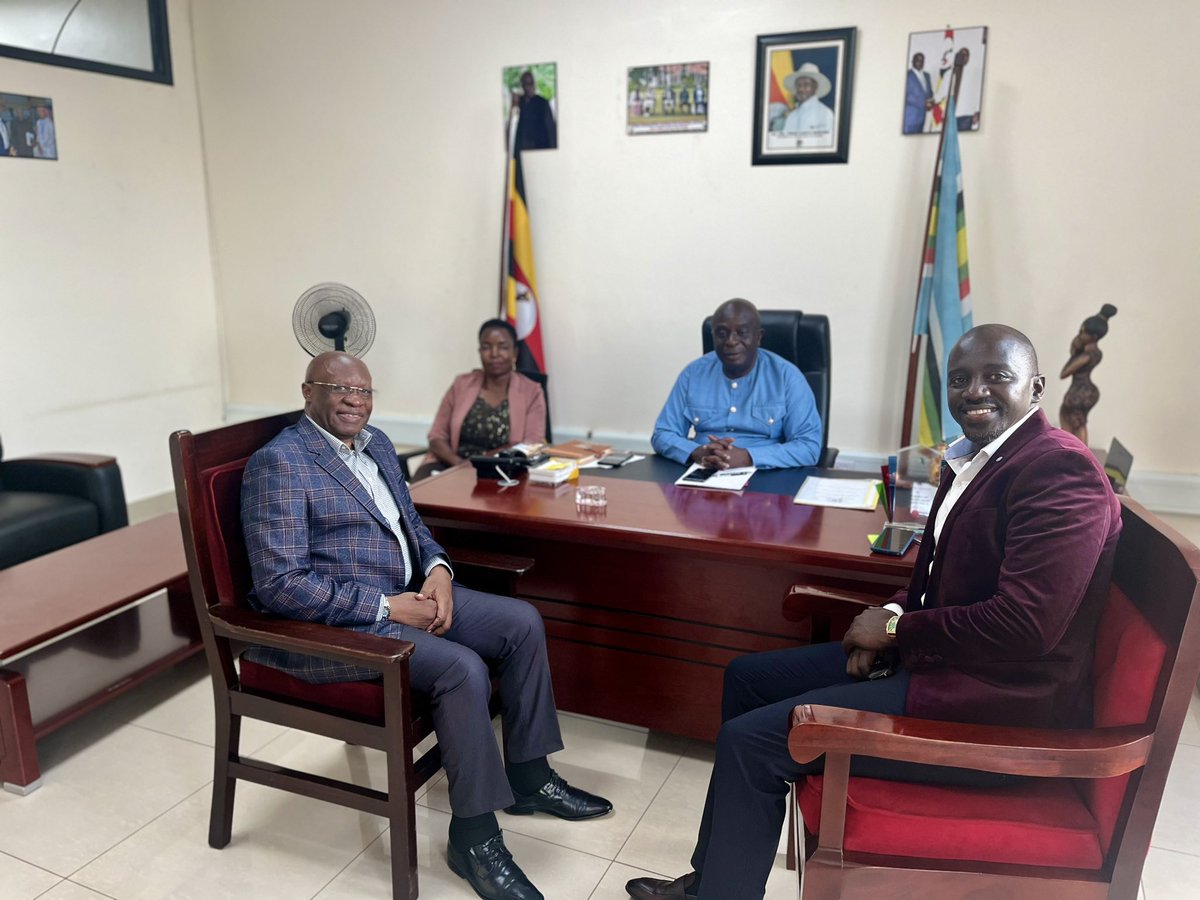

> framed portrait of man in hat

[{"left": 752, "top": 28, "right": 856, "bottom": 165}]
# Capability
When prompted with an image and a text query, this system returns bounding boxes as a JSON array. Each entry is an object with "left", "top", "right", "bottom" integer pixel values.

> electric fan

[{"left": 291, "top": 282, "right": 375, "bottom": 357}]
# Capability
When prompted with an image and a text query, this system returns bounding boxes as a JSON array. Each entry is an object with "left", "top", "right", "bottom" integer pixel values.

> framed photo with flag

[
  {"left": 752, "top": 28, "right": 856, "bottom": 165},
  {"left": 903, "top": 26, "right": 988, "bottom": 135}
]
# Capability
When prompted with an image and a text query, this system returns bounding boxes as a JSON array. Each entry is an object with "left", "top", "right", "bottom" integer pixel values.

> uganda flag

[
  {"left": 769, "top": 48, "right": 795, "bottom": 108},
  {"left": 501, "top": 144, "right": 545, "bottom": 373}
]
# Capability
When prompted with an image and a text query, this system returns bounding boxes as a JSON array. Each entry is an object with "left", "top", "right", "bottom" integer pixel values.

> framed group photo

[
  {"left": 626, "top": 62, "right": 709, "bottom": 135},
  {"left": 0, "top": 92, "right": 56, "bottom": 159},
  {"left": 752, "top": 27, "right": 856, "bottom": 165}
]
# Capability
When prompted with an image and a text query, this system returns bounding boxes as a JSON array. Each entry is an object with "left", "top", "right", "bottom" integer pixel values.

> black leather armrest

[{"left": 1, "top": 455, "right": 129, "bottom": 533}]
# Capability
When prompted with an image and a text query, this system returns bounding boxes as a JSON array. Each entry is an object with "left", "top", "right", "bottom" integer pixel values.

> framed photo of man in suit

[
  {"left": 0, "top": 92, "right": 55, "bottom": 160},
  {"left": 752, "top": 28, "right": 856, "bottom": 165},
  {"left": 903, "top": 26, "right": 988, "bottom": 135},
  {"left": 503, "top": 62, "right": 558, "bottom": 150}
]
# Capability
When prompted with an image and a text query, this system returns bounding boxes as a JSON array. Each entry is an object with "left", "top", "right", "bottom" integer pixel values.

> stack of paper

[
  {"left": 793, "top": 476, "right": 880, "bottom": 510},
  {"left": 674, "top": 464, "right": 757, "bottom": 492},
  {"left": 528, "top": 459, "right": 578, "bottom": 485}
]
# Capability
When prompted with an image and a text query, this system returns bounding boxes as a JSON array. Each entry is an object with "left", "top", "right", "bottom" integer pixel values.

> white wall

[
  {"left": 191, "top": 0, "right": 1199, "bottom": 483},
  {"left": 0, "top": 1, "right": 1191, "bottom": 510},
  {"left": 0, "top": 0, "right": 222, "bottom": 502}
]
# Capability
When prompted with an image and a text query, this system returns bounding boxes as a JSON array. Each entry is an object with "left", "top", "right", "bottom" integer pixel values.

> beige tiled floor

[
  {"left": 3, "top": 652, "right": 1199, "bottom": 899},
  {"left": 4, "top": 512, "right": 1198, "bottom": 899}
]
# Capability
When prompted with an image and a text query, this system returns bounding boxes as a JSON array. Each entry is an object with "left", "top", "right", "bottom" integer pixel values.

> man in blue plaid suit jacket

[{"left": 242, "top": 352, "right": 611, "bottom": 900}]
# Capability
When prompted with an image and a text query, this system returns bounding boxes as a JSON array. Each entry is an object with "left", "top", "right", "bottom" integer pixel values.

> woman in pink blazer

[{"left": 414, "top": 319, "right": 547, "bottom": 480}]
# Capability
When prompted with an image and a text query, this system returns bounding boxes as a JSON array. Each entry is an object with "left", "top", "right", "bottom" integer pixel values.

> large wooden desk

[{"left": 412, "top": 458, "right": 915, "bottom": 741}]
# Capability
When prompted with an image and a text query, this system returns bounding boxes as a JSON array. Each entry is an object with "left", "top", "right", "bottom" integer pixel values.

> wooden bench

[{"left": 0, "top": 513, "right": 199, "bottom": 794}]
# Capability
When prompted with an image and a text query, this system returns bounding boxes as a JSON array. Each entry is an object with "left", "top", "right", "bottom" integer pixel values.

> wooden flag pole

[
  {"left": 899, "top": 53, "right": 966, "bottom": 447},
  {"left": 497, "top": 104, "right": 518, "bottom": 315}
]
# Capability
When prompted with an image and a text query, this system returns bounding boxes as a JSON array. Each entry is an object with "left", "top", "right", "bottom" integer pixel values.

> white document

[
  {"left": 793, "top": 476, "right": 880, "bottom": 510},
  {"left": 674, "top": 463, "right": 757, "bottom": 491},
  {"left": 909, "top": 481, "right": 937, "bottom": 517}
]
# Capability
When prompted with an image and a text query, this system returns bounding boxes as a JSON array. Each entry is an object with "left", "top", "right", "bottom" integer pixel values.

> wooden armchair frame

[
  {"left": 170, "top": 412, "right": 529, "bottom": 899},
  {"left": 786, "top": 496, "right": 1200, "bottom": 899}
]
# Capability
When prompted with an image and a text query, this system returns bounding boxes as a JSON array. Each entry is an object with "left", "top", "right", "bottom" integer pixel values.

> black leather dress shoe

[
  {"left": 505, "top": 769, "right": 613, "bottom": 820},
  {"left": 625, "top": 871, "right": 698, "bottom": 899},
  {"left": 447, "top": 832, "right": 544, "bottom": 900}
]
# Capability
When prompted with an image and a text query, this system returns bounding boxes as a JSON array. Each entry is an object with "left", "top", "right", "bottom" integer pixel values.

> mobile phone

[
  {"left": 870, "top": 524, "right": 917, "bottom": 556},
  {"left": 597, "top": 451, "right": 635, "bottom": 468},
  {"left": 681, "top": 466, "right": 718, "bottom": 483},
  {"left": 868, "top": 648, "right": 898, "bottom": 680}
]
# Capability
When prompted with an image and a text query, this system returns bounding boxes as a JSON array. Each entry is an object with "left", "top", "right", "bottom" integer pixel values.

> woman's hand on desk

[{"left": 428, "top": 437, "right": 460, "bottom": 468}]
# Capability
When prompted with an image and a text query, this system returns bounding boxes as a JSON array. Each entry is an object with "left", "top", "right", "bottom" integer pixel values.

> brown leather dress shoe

[{"left": 625, "top": 871, "right": 697, "bottom": 899}]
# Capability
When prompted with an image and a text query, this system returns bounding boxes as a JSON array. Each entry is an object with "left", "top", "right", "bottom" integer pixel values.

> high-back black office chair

[
  {"left": 702, "top": 310, "right": 837, "bottom": 467},
  {"left": 516, "top": 369, "right": 552, "bottom": 444}
]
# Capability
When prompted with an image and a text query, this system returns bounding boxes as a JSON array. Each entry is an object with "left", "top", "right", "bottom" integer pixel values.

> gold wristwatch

[{"left": 885, "top": 614, "right": 899, "bottom": 638}]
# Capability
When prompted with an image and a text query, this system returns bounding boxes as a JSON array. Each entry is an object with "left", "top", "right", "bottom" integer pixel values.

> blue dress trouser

[{"left": 400, "top": 585, "right": 564, "bottom": 817}]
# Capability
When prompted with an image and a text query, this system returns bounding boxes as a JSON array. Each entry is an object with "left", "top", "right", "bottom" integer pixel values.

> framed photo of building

[
  {"left": 902, "top": 26, "right": 988, "bottom": 135},
  {"left": 752, "top": 28, "right": 856, "bottom": 165},
  {"left": 626, "top": 62, "right": 709, "bottom": 135}
]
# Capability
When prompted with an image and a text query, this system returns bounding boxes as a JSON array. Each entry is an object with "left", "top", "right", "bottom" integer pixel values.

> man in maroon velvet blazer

[{"left": 628, "top": 325, "right": 1122, "bottom": 900}]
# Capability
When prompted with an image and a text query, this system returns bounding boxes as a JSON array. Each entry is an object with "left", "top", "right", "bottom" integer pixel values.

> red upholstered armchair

[
  {"left": 170, "top": 412, "right": 529, "bottom": 900},
  {"left": 786, "top": 496, "right": 1200, "bottom": 899}
]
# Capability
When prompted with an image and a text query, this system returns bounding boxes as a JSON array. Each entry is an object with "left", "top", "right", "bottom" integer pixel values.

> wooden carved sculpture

[{"left": 1060, "top": 304, "right": 1117, "bottom": 446}]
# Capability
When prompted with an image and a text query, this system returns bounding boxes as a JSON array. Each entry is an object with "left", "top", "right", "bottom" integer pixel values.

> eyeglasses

[
  {"left": 713, "top": 328, "right": 756, "bottom": 342},
  {"left": 305, "top": 380, "right": 375, "bottom": 398}
]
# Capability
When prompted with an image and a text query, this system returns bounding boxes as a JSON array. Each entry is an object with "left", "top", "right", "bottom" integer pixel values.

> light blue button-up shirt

[{"left": 651, "top": 349, "right": 822, "bottom": 468}]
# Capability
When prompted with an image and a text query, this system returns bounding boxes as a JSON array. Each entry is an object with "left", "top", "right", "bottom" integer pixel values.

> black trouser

[{"left": 688, "top": 642, "right": 1013, "bottom": 900}]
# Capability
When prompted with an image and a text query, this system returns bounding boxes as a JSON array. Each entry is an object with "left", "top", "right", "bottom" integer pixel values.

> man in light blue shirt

[{"left": 651, "top": 299, "right": 822, "bottom": 469}]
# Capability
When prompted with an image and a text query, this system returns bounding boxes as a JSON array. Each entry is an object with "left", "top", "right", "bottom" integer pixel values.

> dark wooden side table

[{"left": 0, "top": 513, "right": 198, "bottom": 794}]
